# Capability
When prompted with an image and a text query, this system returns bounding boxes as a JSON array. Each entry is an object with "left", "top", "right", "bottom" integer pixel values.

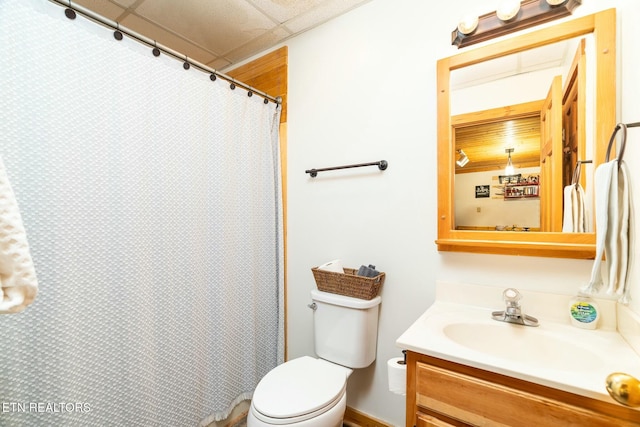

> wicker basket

[{"left": 311, "top": 267, "right": 385, "bottom": 300}]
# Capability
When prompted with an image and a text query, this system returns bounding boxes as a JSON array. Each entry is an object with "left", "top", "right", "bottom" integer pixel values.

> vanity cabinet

[{"left": 406, "top": 351, "right": 640, "bottom": 427}]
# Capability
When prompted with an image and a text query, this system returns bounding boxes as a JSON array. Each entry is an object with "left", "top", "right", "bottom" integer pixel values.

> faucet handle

[{"left": 503, "top": 288, "right": 522, "bottom": 304}]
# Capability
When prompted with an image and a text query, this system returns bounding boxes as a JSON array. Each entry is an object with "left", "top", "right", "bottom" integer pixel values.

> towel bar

[
  {"left": 305, "top": 160, "right": 388, "bottom": 178},
  {"left": 571, "top": 160, "right": 592, "bottom": 188},
  {"left": 606, "top": 122, "right": 640, "bottom": 165}
]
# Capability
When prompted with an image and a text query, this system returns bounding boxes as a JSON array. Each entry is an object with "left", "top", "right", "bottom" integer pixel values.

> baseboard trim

[{"left": 343, "top": 406, "right": 393, "bottom": 427}]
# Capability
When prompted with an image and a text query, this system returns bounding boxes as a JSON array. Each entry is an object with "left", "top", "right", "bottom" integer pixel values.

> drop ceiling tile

[
  {"left": 120, "top": 14, "right": 218, "bottom": 64},
  {"left": 72, "top": 0, "right": 126, "bottom": 21},
  {"left": 222, "top": 26, "right": 290, "bottom": 64},
  {"left": 284, "top": 0, "right": 371, "bottom": 33},
  {"left": 111, "top": 0, "right": 139, "bottom": 8},
  {"left": 134, "top": 0, "right": 276, "bottom": 54},
  {"left": 208, "top": 56, "right": 233, "bottom": 70},
  {"left": 70, "top": 0, "right": 374, "bottom": 71},
  {"left": 247, "top": 0, "right": 326, "bottom": 24}
]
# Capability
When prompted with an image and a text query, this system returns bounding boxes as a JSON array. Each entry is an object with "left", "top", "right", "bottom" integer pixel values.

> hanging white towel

[
  {"left": 562, "top": 185, "right": 576, "bottom": 232},
  {"left": 583, "top": 160, "right": 631, "bottom": 302},
  {"left": 0, "top": 156, "right": 38, "bottom": 314},
  {"left": 576, "top": 184, "right": 587, "bottom": 232},
  {"left": 621, "top": 173, "right": 634, "bottom": 304},
  {"left": 614, "top": 162, "right": 632, "bottom": 303},
  {"left": 562, "top": 183, "right": 586, "bottom": 232}
]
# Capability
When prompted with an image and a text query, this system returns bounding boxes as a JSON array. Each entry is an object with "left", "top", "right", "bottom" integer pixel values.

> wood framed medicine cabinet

[{"left": 436, "top": 9, "right": 616, "bottom": 258}]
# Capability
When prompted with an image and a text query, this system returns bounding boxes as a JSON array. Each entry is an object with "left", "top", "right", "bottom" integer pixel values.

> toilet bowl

[
  {"left": 248, "top": 290, "right": 382, "bottom": 427},
  {"left": 248, "top": 357, "right": 351, "bottom": 427}
]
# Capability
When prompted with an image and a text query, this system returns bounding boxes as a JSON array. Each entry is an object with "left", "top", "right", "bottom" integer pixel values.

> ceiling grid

[{"left": 71, "top": 0, "right": 372, "bottom": 71}]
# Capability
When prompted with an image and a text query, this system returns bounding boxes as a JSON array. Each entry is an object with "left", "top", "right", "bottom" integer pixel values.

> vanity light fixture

[
  {"left": 504, "top": 148, "right": 515, "bottom": 175},
  {"left": 456, "top": 149, "right": 470, "bottom": 167},
  {"left": 452, "top": 0, "right": 582, "bottom": 48}
]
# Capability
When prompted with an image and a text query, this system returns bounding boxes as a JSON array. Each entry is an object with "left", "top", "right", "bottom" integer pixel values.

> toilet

[{"left": 248, "top": 289, "right": 382, "bottom": 427}]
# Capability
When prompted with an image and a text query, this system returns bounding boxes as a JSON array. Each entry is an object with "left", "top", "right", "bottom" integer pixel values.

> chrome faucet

[{"left": 491, "top": 288, "right": 539, "bottom": 327}]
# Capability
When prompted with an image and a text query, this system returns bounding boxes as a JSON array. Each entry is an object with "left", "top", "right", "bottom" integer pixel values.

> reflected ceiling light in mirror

[
  {"left": 504, "top": 148, "right": 515, "bottom": 175},
  {"left": 497, "top": 0, "right": 521, "bottom": 21},
  {"left": 456, "top": 149, "right": 470, "bottom": 167}
]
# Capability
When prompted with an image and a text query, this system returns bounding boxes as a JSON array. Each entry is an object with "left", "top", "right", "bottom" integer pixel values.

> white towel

[
  {"left": 621, "top": 170, "right": 634, "bottom": 304},
  {"left": 576, "top": 184, "right": 587, "bottom": 232},
  {"left": 562, "top": 185, "right": 575, "bottom": 232},
  {"left": 583, "top": 160, "right": 631, "bottom": 302},
  {"left": 615, "top": 162, "right": 632, "bottom": 303},
  {"left": 562, "top": 183, "right": 586, "bottom": 232},
  {"left": 0, "top": 156, "right": 38, "bottom": 314}
]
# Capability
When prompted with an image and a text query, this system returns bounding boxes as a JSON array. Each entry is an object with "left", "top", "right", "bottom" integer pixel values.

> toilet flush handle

[{"left": 307, "top": 302, "right": 317, "bottom": 310}]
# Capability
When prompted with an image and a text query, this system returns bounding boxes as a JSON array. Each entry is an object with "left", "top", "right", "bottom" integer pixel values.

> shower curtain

[{"left": 0, "top": 1, "right": 284, "bottom": 426}]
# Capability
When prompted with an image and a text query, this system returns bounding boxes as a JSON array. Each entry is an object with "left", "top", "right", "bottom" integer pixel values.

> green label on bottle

[{"left": 570, "top": 302, "right": 597, "bottom": 323}]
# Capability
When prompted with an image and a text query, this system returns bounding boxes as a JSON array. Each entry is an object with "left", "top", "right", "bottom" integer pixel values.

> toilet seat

[{"left": 251, "top": 356, "right": 349, "bottom": 425}]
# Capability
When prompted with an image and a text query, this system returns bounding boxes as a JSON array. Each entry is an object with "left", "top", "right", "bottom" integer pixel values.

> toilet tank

[{"left": 310, "top": 289, "right": 382, "bottom": 369}]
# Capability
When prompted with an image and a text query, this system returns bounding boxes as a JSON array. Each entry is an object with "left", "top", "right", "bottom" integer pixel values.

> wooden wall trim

[
  {"left": 344, "top": 406, "right": 394, "bottom": 427},
  {"left": 227, "top": 46, "right": 288, "bottom": 123}
]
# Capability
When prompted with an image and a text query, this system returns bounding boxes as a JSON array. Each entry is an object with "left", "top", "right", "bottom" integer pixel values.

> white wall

[
  {"left": 262, "top": 1, "right": 640, "bottom": 425},
  {"left": 455, "top": 167, "right": 540, "bottom": 229}
]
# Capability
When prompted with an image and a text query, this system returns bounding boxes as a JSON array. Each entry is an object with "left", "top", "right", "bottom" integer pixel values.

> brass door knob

[{"left": 605, "top": 372, "right": 640, "bottom": 407}]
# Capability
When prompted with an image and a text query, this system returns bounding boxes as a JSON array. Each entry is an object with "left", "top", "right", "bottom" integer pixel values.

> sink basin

[
  {"left": 397, "top": 290, "right": 640, "bottom": 404},
  {"left": 443, "top": 321, "right": 604, "bottom": 371}
]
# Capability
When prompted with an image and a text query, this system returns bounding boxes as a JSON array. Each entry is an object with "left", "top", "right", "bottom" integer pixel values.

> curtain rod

[{"left": 49, "top": 0, "right": 282, "bottom": 106}]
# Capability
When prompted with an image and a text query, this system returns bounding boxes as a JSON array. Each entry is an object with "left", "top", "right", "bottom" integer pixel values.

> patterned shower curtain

[{"left": 0, "top": 1, "right": 284, "bottom": 426}]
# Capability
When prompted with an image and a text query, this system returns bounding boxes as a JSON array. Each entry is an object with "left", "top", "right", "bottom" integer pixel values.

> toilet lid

[{"left": 252, "top": 356, "right": 347, "bottom": 421}]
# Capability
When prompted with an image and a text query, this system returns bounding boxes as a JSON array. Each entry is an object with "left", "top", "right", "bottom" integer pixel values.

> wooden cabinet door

[
  {"left": 417, "top": 412, "right": 460, "bottom": 427},
  {"left": 416, "top": 362, "right": 639, "bottom": 427},
  {"left": 561, "top": 38, "right": 587, "bottom": 190},
  {"left": 540, "top": 75, "right": 564, "bottom": 231}
]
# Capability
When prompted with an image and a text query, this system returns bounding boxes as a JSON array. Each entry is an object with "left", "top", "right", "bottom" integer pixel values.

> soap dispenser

[{"left": 569, "top": 294, "right": 600, "bottom": 330}]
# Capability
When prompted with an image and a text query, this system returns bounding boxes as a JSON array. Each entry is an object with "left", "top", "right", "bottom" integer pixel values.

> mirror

[
  {"left": 451, "top": 37, "right": 588, "bottom": 233},
  {"left": 436, "top": 9, "right": 616, "bottom": 258}
]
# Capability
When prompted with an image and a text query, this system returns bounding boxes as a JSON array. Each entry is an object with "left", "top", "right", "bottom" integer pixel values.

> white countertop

[{"left": 396, "top": 286, "right": 640, "bottom": 406}]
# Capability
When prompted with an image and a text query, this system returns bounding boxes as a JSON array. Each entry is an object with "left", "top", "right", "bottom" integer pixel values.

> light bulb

[
  {"left": 546, "top": 0, "right": 567, "bottom": 5},
  {"left": 497, "top": 0, "right": 521, "bottom": 21},
  {"left": 504, "top": 156, "right": 515, "bottom": 175},
  {"left": 456, "top": 150, "right": 469, "bottom": 167},
  {"left": 457, "top": 14, "right": 479, "bottom": 35}
]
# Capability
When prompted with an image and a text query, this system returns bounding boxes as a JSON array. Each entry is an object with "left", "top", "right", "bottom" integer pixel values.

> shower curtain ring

[
  {"left": 64, "top": 1, "right": 76, "bottom": 20},
  {"left": 152, "top": 41, "right": 160, "bottom": 57},
  {"left": 114, "top": 23, "right": 123, "bottom": 41}
]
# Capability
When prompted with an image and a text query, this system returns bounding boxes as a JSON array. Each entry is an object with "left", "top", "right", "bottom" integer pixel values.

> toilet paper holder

[{"left": 387, "top": 350, "right": 408, "bottom": 396}]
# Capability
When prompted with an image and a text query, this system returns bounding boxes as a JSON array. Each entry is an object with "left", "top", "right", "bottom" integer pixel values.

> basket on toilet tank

[{"left": 311, "top": 267, "right": 385, "bottom": 300}]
